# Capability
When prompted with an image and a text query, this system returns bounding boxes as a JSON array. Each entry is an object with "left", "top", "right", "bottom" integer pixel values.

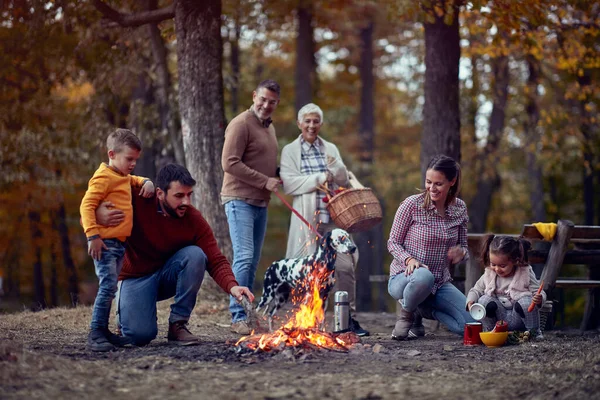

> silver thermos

[{"left": 334, "top": 291, "right": 350, "bottom": 332}]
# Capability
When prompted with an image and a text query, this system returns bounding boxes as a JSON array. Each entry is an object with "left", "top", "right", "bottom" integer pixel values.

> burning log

[{"left": 235, "top": 265, "right": 361, "bottom": 354}]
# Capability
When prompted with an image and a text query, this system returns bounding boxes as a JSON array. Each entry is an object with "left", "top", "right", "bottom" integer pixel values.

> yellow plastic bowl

[{"left": 479, "top": 331, "right": 508, "bottom": 348}]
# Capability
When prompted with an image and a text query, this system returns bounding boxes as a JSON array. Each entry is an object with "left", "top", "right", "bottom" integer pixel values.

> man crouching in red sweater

[{"left": 95, "top": 163, "right": 254, "bottom": 346}]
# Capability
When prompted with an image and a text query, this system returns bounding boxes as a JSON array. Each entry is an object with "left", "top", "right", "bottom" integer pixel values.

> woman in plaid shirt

[{"left": 388, "top": 155, "right": 473, "bottom": 340}]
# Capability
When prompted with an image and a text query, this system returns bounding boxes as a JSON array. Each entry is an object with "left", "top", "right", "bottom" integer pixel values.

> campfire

[{"left": 235, "top": 265, "right": 360, "bottom": 353}]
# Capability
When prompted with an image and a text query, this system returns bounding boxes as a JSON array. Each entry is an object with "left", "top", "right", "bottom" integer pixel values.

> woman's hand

[
  {"left": 405, "top": 258, "right": 429, "bottom": 276},
  {"left": 466, "top": 300, "right": 474, "bottom": 311},
  {"left": 96, "top": 201, "right": 125, "bottom": 227},
  {"left": 447, "top": 245, "right": 466, "bottom": 264},
  {"left": 532, "top": 292, "right": 543, "bottom": 305}
]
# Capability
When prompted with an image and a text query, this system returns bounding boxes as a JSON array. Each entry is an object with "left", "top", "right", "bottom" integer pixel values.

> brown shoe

[
  {"left": 168, "top": 321, "right": 201, "bottom": 346},
  {"left": 230, "top": 320, "right": 252, "bottom": 335}
]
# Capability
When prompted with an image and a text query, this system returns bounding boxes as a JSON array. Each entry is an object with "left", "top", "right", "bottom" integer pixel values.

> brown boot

[
  {"left": 168, "top": 321, "right": 201, "bottom": 346},
  {"left": 392, "top": 305, "right": 414, "bottom": 341}
]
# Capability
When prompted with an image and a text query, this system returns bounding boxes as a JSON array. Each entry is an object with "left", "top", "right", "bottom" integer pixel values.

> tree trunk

[
  {"left": 230, "top": 9, "right": 241, "bottom": 116},
  {"left": 469, "top": 53, "right": 509, "bottom": 232},
  {"left": 28, "top": 209, "right": 46, "bottom": 310},
  {"left": 353, "top": 19, "right": 379, "bottom": 311},
  {"left": 146, "top": 0, "right": 185, "bottom": 166},
  {"left": 295, "top": 1, "right": 316, "bottom": 113},
  {"left": 175, "top": 0, "right": 232, "bottom": 260},
  {"left": 524, "top": 55, "right": 546, "bottom": 222},
  {"left": 421, "top": 4, "right": 461, "bottom": 179},
  {"left": 50, "top": 239, "right": 59, "bottom": 307},
  {"left": 52, "top": 184, "right": 79, "bottom": 306}
]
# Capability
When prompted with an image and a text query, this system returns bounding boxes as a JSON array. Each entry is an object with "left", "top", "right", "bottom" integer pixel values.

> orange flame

[{"left": 235, "top": 261, "right": 349, "bottom": 352}]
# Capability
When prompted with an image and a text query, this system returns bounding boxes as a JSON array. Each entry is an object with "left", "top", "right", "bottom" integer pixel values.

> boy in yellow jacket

[{"left": 80, "top": 128, "right": 154, "bottom": 352}]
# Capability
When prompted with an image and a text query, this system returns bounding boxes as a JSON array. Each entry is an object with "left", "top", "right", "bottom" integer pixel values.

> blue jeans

[
  {"left": 116, "top": 246, "right": 207, "bottom": 345},
  {"left": 224, "top": 200, "right": 267, "bottom": 323},
  {"left": 388, "top": 269, "right": 474, "bottom": 335},
  {"left": 90, "top": 238, "right": 125, "bottom": 330}
]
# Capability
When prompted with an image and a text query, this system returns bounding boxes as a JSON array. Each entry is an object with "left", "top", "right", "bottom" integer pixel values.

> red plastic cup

[{"left": 463, "top": 322, "right": 483, "bottom": 346}]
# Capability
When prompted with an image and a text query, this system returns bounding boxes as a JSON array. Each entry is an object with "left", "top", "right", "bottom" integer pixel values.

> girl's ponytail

[{"left": 479, "top": 234, "right": 495, "bottom": 268}]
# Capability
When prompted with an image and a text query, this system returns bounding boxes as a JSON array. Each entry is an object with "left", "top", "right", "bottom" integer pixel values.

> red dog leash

[{"left": 274, "top": 190, "right": 323, "bottom": 239}]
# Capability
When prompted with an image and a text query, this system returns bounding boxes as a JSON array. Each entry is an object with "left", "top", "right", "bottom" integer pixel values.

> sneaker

[
  {"left": 104, "top": 328, "right": 133, "bottom": 347},
  {"left": 168, "top": 321, "right": 201, "bottom": 346},
  {"left": 408, "top": 312, "right": 425, "bottom": 338},
  {"left": 391, "top": 306, "right": 414, "bottom": 341},
  {"left": 531, "top": 329, "right": 544, "bottom": 341},
  {"left": 230, "top": 320, "right": 252, "bottom": 335},
  {"left": 350, "top": 317, "right": 370, "bottom": 337},
  {"left": 87, "top": 329, "right": 115, "bottom": 352}
]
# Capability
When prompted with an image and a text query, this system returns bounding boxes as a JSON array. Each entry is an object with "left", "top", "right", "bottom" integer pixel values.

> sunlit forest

[{"left": 0, "top": 0, "right": 598, "bottom": 327}]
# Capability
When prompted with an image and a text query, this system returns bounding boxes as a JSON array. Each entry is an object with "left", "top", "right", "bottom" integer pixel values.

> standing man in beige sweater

[{"left": 221, "top": 80, "right": 281, "bottom": 335}]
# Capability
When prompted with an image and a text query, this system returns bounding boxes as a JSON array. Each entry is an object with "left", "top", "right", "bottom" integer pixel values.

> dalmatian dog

[{"left": 256, "top": 228, "right": 356, "bottom": 331}]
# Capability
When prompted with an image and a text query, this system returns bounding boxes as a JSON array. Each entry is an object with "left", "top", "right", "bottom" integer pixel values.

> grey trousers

[{"left": 478, "top": 294, "right": 540, "bottom": 332}]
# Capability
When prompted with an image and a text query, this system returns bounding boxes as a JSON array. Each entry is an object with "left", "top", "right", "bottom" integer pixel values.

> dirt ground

[{"left": 1, "top": 291, "right": 600, "bottom": 400}]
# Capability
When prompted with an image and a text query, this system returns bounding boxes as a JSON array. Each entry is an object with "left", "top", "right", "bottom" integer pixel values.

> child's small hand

[
  {"left": 88, "top": 238, "right": 107, "bottom": 261},
  {"left": 140, "top": 180, "right": 155, "bottom": 198},
  {"left": 532, "top": 292, "right": 543, "bottom": 305},
  {"left": 466, "top": 301, "right": 474, "bottom": 311}
]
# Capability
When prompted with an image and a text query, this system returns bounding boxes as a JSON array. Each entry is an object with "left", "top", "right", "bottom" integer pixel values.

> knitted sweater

[
  {"left": 467, "top": 265, "right": 547, "bottom": 306},
  {"left": 280, "top": 135, "right": 348, "bottom": 259},
  {"left": 80, "top": 163, "right": 147, "bottom": 241},
  {"left": 221, "top": 109, "right": 278, "bottom": 203},
  {"left": 118, "top": 191, "right": 238, "bottom": 294}
]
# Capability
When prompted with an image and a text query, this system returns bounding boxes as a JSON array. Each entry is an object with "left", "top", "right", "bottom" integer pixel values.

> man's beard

[{"left": 161, "top": 199, "right": 186, "bottom": 218}]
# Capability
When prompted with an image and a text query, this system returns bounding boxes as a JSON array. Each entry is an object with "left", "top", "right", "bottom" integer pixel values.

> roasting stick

[
  {"left": 528, "top": 279, "right": 545, "bottom": 313},
  {"left": 274, "top": 191, "right": 323, "bottom": 239}
]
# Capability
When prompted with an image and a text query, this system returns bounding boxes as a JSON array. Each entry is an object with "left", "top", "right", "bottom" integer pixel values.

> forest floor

[{"left": 1, "top": 289, "right": 600, "bottom": 400}]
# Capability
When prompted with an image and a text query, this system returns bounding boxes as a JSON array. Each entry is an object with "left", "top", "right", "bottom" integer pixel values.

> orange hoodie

[{"left": 80, "top": 163, "right": 147, "bottom": 241}]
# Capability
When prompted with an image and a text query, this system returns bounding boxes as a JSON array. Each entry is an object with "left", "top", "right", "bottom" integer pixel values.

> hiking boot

[
  {"left": 408, "top": 312, "right": 425, "bottom": 338},
  {"left": 392, "top": 306, "right": 414, "bottom": 341},
  {"left": 230, "top": 320, "right": 252, "bottom": 335},
  {"left": 168, "top": 321, "right": 201, "bottom": 346},
  {"left": 350, "top": 317, "right": 370, "bottom": 337},
  {"left": 87, "top": 329, "right": 115, "bottom": 352},
  {"left": 104, "top": 328, "right": 133, "bottom": 347}
]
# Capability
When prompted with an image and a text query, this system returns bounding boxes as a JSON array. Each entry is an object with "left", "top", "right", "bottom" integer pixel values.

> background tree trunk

[
  {"left": 524, "top": 55, "right": 546, "bottom": 222},
  {"left": 354, "top": 19, "right": 382, "bottom": 311},
  {"left": 28, "top": 209, "right": 46, "bottom": 310},
  {"left": 294, "top": 1, "right": 316, "bottom": 113},
  {"left": 146, "top": 0, "right": 185, "bottom": 167},
  {"left": 230, "top": 7, "right": 241, "bottom": 116},
  {"left": 421, "top": 4, "right": 461, "bottom": 178},
  {"left": 52, "top": 177, "right": 79, "bottom": 306},
  {"left": 469, "top": 53, "right": 509, "bottom": 232},
  {"left": 175, "top": 0, "right": 232, "bottom": 260}
]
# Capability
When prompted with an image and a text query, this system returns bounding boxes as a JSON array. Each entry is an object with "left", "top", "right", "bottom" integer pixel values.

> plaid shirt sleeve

[{"left": 388, "top": 197, "right": 416, "bottom": 270}]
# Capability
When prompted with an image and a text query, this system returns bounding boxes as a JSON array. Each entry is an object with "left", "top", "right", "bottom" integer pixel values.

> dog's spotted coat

[{"left": 256, "top": 228, "right": 356, "bottom": 330}]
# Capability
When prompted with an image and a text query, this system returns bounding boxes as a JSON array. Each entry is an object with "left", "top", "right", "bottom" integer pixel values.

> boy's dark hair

[
  {"left": 107, "top": 128, "right": 142, "bottom": 153},
  {"left": 256, "top": 79, "right": 281, "bottom": 97},
  {"left": 480, "top": 234, "right": 531, "bottom": 268},
  {"left": 156, "top": 163, "right": 196, "bottom": 193},
  {"left": 424, "top": 154, "right": 461, "bottom": 208}
]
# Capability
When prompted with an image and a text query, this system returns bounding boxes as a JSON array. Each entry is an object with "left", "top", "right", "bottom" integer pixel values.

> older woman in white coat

[{"left": 279, "top": 103, "right": 369, "bottom": 336}]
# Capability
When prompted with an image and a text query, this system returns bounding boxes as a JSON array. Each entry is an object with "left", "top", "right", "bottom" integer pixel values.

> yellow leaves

[{"left": 52, "top": 79, "right": 95, "bottom": 105}]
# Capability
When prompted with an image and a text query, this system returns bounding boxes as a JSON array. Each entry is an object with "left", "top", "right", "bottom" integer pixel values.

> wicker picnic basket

[{"left": 326, "top": 188, "right": 382, "bottom": 233}]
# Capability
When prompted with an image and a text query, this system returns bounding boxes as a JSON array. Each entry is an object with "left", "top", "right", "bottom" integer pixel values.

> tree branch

[{"left": 93, "top": 0, "right": 174, "bottom": 27}]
